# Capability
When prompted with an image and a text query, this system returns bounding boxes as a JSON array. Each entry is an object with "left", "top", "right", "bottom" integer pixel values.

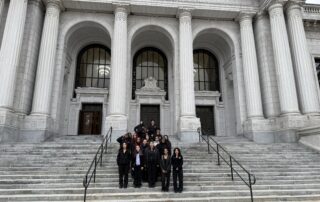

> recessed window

[
  {"left": 132, "top": 47, "right": 168, "bottom": 100},
  {"left": 315, "top": 58, "right": 320, "bottom": 88},
  {"left": 193, "top": 49, "right": 220, "bottom": 91},
  {"left": 75, "top": 44, "right": 111, "bottom": 90}
]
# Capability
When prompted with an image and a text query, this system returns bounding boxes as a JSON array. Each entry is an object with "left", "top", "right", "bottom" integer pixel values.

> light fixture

[{"left": 98, "top": 65, "right": 110, "bottom": 76}]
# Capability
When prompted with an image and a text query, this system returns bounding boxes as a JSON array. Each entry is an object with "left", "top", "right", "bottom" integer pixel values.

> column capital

[
  {"left": 113, "top": 4, "right": 130, "bottom": 14},
  {"left": 285, "top": 0, "right": 303, "bottom": 12},
  {"left": 43, "top": 0, "right": 64, "bottom": 11},
  {"left": 268, "top": 0, "right": 286, "bottom": 11},
  {"left": 177, "top": 7, "right": 193, "bottom": 19},
  {"left": 237, "top": 12, "right": 255, "bottom": 23}
]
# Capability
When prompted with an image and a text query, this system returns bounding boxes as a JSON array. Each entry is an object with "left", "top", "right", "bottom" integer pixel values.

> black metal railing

[
  {"left": 197, "top": 128, "right": 256, "bottom": 202},
  {"left": 83, "top": 127, "right": 113, "bottom": 202}
]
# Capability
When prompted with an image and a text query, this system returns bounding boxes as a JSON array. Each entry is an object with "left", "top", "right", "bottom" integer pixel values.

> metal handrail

[
  {"left": 83, "top": 127, "right": 113, "bottom": 202},
  {"left": 197, "top": 128, "right": 256, "bottom": 202}
]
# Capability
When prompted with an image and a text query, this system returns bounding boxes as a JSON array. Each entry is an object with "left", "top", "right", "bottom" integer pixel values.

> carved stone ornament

[{"left": 140, "top": 77, "right": 161, "bottom": 91}]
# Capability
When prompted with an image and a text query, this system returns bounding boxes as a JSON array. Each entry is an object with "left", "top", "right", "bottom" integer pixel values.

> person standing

[
  {"left": 171, "top": 147, "right": 183, "bottom": 193},
  {"left": 117, "top": 142, "right": 131, "bottom": 188},
  {"left": 148, "top": 120, "right": 158, "bottom": 140},
  {"left": 132, "top": 145, "right": 144, "bottom": 188},
  {"left": 160, "top": 148, "right": 171, "bottom": 192},
  {"left": 134, "top": 121, "right": 145, "bottom": 138},
  {"left": 146, "top": 141, "right": 159, "bottom": 188}
]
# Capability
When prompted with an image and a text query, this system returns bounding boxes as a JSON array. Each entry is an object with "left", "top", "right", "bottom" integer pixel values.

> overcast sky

[{"left": 306, "top": 0, "right": 320, "bottom": 4}]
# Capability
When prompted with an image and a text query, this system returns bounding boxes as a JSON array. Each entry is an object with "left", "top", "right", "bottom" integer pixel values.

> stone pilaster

[
  {"left": 178, "top": 9, "right": 200, "bottom": 142},
  {"left": 106, "top": 5, "right": 129, "bottom": 140},
  {"left": 0, "top": 0, "right": 4, "bottom": 21},
  {"left": 268, "top": 1, "right": 300, "bottom": 115},
  {"left": 31, "top": 0, "right": 62, "bottom": 116},
  {"left": 286, "top": 1, "right": 320, "bottom": 115},
  {"left": 254, "top": 11, "right": 280, "bottom": 118},
  {"left": 0, "top": 0, "right": 28, "bottom": 109},
  {"left": 239, "top": 13, "right": 264, "bottom": 119}
]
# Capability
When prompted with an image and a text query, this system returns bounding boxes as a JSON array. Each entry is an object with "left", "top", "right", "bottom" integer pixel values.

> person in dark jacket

[
  {"left": 163, "top": 135, "right": 172, "bottom": 155},
  {"left": 157, "top": 137, "right": 168, "bottom": 156},
  {"left": 134, "top": 121, "right": 145, "bottom": 138},
  {"left": 141, "top": 139, "right": 149, "bottom": 182},
  {"left": 171, "top": 147, "right": 183, "bottom": 193},
  {"left": 117, "top": 142, "right": 131, "bottom": 188},
  {"left": 117, "top": 133, "right": 131, "bottom": 150},
  {"left": 148, "top": 120, "right": 158, "bottom": 139},
  {"left": 146, "top": 141, "right": 159, "bottom": 188},
  {"left": 132, "top": 145, "right": 145, "bottom": 188},
  {"left": 160, "top": 147, "right": 171, "bottom": 192}
]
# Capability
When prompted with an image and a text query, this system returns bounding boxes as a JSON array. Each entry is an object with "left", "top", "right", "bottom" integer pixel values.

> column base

[
  {"left": 0, "top": 109, "right": 19, "bottom": 143},
  {"left": 105, "top": 115, "right": 128, "bottom": 142},
  {"left": 244, "top": 114, "right": 320, "bottom": 143},
  {"left": 178, "top": 116, "right": 201, "bottom": 143},
  {"left": 20, "top": 114, "right": 54, "bottom": 143}
]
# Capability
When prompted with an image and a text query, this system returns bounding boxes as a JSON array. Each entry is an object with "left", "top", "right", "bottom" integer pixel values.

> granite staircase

[{"left": 0, "top": 135, "right": 320, "bottom": 201}]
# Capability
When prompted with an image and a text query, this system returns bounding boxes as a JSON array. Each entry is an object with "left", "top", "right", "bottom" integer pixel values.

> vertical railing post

[
  {"left": 100, "top": 145, "right": 103, "bottom": 167},
  {"left": 207, "top": 131, "right": 210, "bottom": 153},
  {"left": 217, "top": 144, "right": 220, "bottom": 166},
  {"left": 94, "top": 156, "right": 97, "bottom": 183},
  {"left": 230, "top": 156, "right": 234, "bottom": 181},
  {"left": 249, "top": 174, "right": 254, "bottom": 202},
  {"left": 83, "top": 175, "right": 88, "bottom": 202}
]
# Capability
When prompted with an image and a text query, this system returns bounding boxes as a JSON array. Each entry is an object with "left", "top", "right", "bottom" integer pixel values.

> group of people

[{"left": 116, "top": 120, "right": 184, "bottom": 193}]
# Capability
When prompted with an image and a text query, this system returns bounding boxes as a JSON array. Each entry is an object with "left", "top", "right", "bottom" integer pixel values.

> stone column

[
  {"left": 268, "top": 2, "right": 300, "bottom": 115},
  {"left": 106, "top": 5, "right": 128, "bottom": 140},
  {"left": 254, "top": 11, "right": 280, "bottom": 118},
  {"left": 239, "top": 13, "right": 264, "bottom": 119},
  {"left": 178, "top": 10, "right": 200, "bottom": 142},
  {"left": 31, "top": 0, "right": 62, "bottom": 116},
  {"left": 286, "top": 1, "right": 320, "bottom": 115},
  {"left": 0, "top": 0, "right": 28, "bottom": 109}
]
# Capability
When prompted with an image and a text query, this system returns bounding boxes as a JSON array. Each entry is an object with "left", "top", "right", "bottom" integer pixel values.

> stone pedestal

[
  {"left": 179, "top": 116, "right": 201, "bottom": 143},
  {"left": 20, "top": 115, "right": 53, "bottom": 143},
  {"left": 0, "top": 110, "right": 19, "bottom": 143}
]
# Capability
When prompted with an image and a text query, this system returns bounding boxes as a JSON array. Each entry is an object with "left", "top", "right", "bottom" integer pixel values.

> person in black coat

[
  {"left": 148, "top": 120, "right": 158, "bottom": 139},
  {"left": 160, "top": 148, "right": 171, "bottom": 192},
  {"left": 134, "top": 121, "right": 145, "bottom": 138},
  {"left": 171, "top": 147, "right": 183, "bottom": 193},
  {"left": 117, "top": 133, "right": 132, "bottom": 150},
  {"left": 132, "top": 145, "right": 145, "bottom": 188},
  {"left": 146, "top": 141, "right": 160, "bottom": 188},
  {"left": 117, "top": 142, "right": 131, "bottom": 188}
]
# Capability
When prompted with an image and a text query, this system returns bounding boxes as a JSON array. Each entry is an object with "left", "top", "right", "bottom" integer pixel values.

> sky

[{"left": 306, "top": 0, "right": 320, "bottom": 4}]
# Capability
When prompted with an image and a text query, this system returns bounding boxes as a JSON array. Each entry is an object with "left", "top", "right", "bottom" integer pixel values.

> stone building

[{"left": 0, "top": 0, "right": 319, "bottom": 143}]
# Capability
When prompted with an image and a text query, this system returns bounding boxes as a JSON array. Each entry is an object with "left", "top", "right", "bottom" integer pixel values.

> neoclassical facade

[{"left": 0, "top": 0, "right": 319, "bottom": 143}]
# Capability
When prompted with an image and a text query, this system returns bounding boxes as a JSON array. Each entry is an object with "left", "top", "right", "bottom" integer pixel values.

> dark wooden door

[
  {"left": 79, "top": 104, "right": 102, "bottom": 135},
  {"left": 140, "top": 105, "right": 160, "bottom": 128},
  {"left": 196, "top": 106, "right": 215, "bottom": 136}
]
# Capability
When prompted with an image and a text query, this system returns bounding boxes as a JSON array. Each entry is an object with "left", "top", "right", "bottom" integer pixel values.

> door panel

[
  {"left": 140, "top": 105, "right": 160, "bottom": 128},
  {"left": 196, "top": 106, "right": 215, "bottom": 136},
  {"left": 79, "top": 104, "right": 102, "bottom": 135}
]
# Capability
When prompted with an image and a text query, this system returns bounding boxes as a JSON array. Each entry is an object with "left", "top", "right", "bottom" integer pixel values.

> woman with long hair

[{"left": 171, "top": 147, "right": 183, "bottom": 193}]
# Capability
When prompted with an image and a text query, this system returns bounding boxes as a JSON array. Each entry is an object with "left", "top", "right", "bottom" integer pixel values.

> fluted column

[
  {"left": 254, "top": 11, "right": 280, "bottom": 118},
  {"left": 31, "top": 0, "right": 62, "bottom": 115},
  {"left": 108, "top": 6, "right": 128, "bottom": 116},
  {"left": 239, "top": 13, "right": 264, "bottom": 119},
  {"left": 106, "top": 5, "right": 128, "bottom": 140},
  {"left": 0, "top": 0, "right": 28, "bottom": 109},
  {"left": 268, "top": 2, "right": 300, "bottom": 115},
  {"left": 179, "top": 10, "right": 196, "bottom": 117},
  {"left": 178, "top": 10, "right": 200, "bottom": 142},
  {"left": 286, "top": 1, "right": 320, "bottom": 115}
]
